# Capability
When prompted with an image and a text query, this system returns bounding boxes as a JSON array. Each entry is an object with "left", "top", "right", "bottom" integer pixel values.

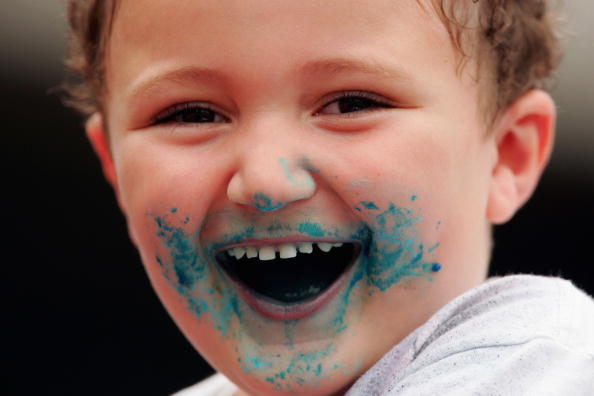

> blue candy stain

[
  {"left": 360, "top": 201, "right": 380, "bottom": 210},
  {"left": 298, "top": 222, "right": 325, "bottom": 237},
  {"left": 253, "top": 193, "right": 285, "bottom": 212}
]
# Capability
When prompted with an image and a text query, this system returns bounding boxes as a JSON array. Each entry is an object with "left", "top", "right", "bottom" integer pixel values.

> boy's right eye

[{"left": 153, "top": 102, "right": 228, "bottom": 125}]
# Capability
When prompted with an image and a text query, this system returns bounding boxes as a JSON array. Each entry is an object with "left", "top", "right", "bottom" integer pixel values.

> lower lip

[{"left": 229, "top": 260, "right": 357, "bottom": 321}]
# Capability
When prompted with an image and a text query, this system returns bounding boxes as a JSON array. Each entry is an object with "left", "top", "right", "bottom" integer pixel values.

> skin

[{"left": 86, "top": 0, "right": 556, "bottom": 394}]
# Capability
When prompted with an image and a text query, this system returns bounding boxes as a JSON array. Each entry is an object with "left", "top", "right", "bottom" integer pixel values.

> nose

[{"left": 227, "top": 154, "right": 317, "bottom": 212}]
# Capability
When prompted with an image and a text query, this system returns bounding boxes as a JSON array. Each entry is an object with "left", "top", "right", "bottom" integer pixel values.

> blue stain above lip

[
  {"left": 253, "top": 193, "right": 286, "bottom": 212},
  {"left": 297, "top": 222, "right": 326, "bottom": 238}
]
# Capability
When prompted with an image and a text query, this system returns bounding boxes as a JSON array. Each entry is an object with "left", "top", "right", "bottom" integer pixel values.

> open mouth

[{"left": 215, "top": 241, "right": 359, "bottom": 310}]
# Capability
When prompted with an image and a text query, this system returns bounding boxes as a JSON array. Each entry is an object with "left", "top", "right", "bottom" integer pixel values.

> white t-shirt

[{"left": 175, "top": 275, "right": 594, "bottom": 395}]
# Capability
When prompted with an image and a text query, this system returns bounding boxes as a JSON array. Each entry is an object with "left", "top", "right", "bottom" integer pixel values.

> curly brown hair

[{"left": 62, "top": 0, "right": 563, "bottom": 122}]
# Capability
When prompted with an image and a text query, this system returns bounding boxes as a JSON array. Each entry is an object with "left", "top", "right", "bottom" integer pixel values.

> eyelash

[
  {"left": 316, "top": 91, "right": 394, "bottom": 116},
  {"left": 153, "top": 102, "right": 228, "bottom": 125},
  {"left": 152, "top": 91, "right": 393, "bottom": 125}
]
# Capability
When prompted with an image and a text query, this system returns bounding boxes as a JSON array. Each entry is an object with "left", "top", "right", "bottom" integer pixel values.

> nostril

[{"left": 252, "top": 193, "right": 286, "bottom": 212}]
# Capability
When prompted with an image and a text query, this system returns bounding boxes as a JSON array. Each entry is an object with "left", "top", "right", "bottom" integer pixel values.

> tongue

[{"left": 220, "top": 244, "right": 355, "bottom": 304}]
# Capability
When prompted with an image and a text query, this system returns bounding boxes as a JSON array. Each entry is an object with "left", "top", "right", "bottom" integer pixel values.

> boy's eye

[
  {"left": 154, "top": 103, "right": 228, "bottom": 125},
  {"left": 317, "top": 92, "right": 393, "bottom": 115}
]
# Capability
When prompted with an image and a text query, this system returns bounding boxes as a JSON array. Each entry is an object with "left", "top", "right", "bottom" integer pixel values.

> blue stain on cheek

[
  {"left": 361, "top": 201, "right": 380, "bottom": 210},
  {"left": 154, "top": 216, "right": 204, "bottom": 287},
  {"left": 153, "top": 213, "right": 242, "bottom": 336},
  {"left": 253, "top": 193, "right": 285, "bottom": 212},
  {"left": 361, "top": 201, "right": 442, "bottom": 292}
]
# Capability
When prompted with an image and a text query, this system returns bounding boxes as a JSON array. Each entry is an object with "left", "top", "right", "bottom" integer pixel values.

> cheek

[{"left": 114, "top": 142, "right": 225, "bottom": 230}]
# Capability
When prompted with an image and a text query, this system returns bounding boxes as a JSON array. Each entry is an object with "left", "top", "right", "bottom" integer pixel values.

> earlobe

[
  {"left": 85, "top": 113, "right": 118, "bottom": 189},
  {"left": 487, "top": 90, "right": 556, "bottom": 224}
]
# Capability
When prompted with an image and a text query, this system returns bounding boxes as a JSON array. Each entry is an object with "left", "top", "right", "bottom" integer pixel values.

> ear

[
  {"left": 86, "top": 113, "right": 119, "bottom": 189},
  {"left": 487, "top": 90, "right": 556, "bottom": 224}
]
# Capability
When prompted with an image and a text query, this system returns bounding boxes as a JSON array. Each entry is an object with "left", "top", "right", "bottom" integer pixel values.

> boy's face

[{"left": 102, "top": 0, "right": 497, "bottom": 394}]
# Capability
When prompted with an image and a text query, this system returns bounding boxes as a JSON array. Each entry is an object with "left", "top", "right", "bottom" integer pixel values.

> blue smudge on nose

[
  {"left": 253, "top": 193, "right": 285, "bottom": 212},
  {"left": 300, "top": 157, "right": 320, "bottom": 174}
]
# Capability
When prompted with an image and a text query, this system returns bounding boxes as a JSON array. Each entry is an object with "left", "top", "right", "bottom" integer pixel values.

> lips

[{"left": 215, "top": 240, "right": 360, "bottom": 320}]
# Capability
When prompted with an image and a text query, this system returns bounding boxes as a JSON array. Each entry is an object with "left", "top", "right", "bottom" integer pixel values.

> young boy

[{"left": 64, "top": 0, "right": 594, "bottom": 394}]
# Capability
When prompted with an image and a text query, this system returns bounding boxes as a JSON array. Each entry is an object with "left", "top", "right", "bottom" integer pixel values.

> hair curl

[{"left": 62, "top": 0, "right": 563, "bottom": 122}]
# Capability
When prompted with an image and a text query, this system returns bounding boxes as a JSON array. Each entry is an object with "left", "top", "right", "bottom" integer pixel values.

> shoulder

[
  {"left": 173, "top": 373, "right": 239, "bottom": 396},
  {"left": 417, "top": 275, "right": 594, "bottom": 354},
  {"left": 347, "top": 275, "right": 594, "bottom": 395}
]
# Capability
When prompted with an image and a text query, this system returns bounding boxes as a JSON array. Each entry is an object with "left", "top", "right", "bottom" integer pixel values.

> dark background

[{"left": 3, "top": 1, "right": 593, "bottom": 395}]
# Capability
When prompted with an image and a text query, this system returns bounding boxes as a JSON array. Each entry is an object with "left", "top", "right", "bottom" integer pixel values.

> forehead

[
  {"left": 106, "top": 0, "right": 464, "bottom": 122},
  {"left": 108, "top": 0, "right": 455, "bottom": 85}
]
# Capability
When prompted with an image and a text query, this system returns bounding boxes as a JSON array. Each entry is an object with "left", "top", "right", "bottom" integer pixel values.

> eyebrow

[
  {"left": 300, "top": 57, "right": 414, "bottom": 82},
  {"left": 126, "top": 66, "right": 226, "bottom": 104},
  {"left": 126, "top": 57, "right": 413, "bottom": 104}
]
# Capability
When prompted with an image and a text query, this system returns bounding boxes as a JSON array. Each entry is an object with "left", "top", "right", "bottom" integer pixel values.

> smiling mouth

[{"left": 215, "top": 241, "right": 359, "bottom": 310}]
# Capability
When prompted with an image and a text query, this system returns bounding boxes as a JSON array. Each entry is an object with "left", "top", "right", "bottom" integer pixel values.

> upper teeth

[{"left": 226, "top": 242, "right": 344, "bottom": 261}]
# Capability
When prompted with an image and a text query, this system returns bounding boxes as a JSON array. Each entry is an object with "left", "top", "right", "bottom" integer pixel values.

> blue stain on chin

[
  {"left": 260, "top": 344, "right": 336, "bottom": 389},
  {"left": 253, "top": 193, "right": 285, "bottom": 212}
]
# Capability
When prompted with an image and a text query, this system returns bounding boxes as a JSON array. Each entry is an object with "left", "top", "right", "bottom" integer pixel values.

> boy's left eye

[{"left": 316, "top": 92, "right": 393, "bottom": 115}]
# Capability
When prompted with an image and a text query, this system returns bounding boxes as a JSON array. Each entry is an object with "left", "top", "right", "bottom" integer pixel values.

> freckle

[
  {"left": 170, "top": 207, "right": 178, "bottom": 213},
  {"left": 431, "top": 263, "right": 442, "bottom": 272},
  {"left": 411, "top": 195, "right": 417, "bottom": 201}
]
